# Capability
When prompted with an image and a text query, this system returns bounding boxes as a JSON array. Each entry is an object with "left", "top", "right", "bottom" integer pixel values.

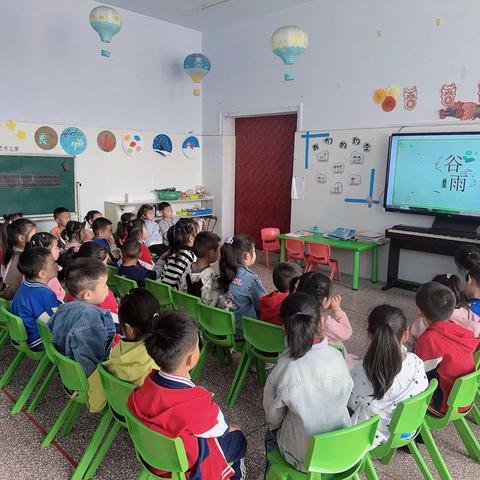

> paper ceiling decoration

[
  {"left": 184, "top": 53, "right": 211, "bottom": 96},
  {"left": 271, "top": 25, "right": 308, "bottom": 81},
  {"left": 89, "top": 6, "right": 122, "bottom": 57}
]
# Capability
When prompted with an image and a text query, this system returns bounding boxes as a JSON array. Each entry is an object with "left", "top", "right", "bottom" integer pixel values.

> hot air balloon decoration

[
  {"left": 271, "top": 25, "right": 308, "bottom": 81},
  {"left": 89, "top": 6, "right": 122, "bottom": 57},
  {"left": 184, "top": 53, "right": 211, "bottom": 96}
]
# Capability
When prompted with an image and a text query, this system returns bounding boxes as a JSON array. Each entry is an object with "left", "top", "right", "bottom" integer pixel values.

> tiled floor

[{"left": 0, "top": 255, "right": 479, "bottom": 479}]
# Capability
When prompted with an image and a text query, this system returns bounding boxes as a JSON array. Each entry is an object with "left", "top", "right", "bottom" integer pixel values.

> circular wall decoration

[
  {"left": 34, "top": 126, "right": 58, "bottom": 150},
  {"left": 152, "top": 134, "right": 173, "bottom": 156},
  {"left": 97, "top": 130, "right": 116, "bottom": 152},
  {"left": 122, "top": 132, "right": 144, "bottom": 156},
  {"left": 60, "top": 127, "right": 87, "bottom": 155},
  {"left": 182, "top": 135, "right": 200, "bottom": 160}
]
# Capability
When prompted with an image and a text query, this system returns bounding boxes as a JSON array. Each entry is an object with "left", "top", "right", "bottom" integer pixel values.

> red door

[{"left": 234, "top": 114, "right": 297, "bottom": 246}]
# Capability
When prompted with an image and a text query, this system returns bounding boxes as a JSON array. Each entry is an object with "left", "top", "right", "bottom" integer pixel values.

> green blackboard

[{"left": 0, "top": 155, "right": 75, "bottom": 217}]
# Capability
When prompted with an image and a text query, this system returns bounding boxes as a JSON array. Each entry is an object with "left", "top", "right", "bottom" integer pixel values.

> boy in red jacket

[
  {"left": 128, "top": 310, "right": 247, "bottom": 479},
  {"left": 260, "top": 262, "right": 302, "bottom": 325},
  {"left": 415, "top": 282, "right": 479, "bottom": 415}
]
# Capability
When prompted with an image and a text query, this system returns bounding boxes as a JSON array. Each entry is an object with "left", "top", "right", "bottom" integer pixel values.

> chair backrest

[
  {"left": 51, "top": 346, "right": 89, "bottom": 404},
  {"left": 36, "top": 318, "right": 57, "bottom": 364},
  {"left": 0, "top": 301, "right": 11, "bottom": 328},
  {"left": 384, "top": 379, "right": 438, "bottom": 449},
  {"left": 171, "top": 290, "right": 200, "bottom": 318},
  {"left": 107, "top": 265, "right": 119, "bottom": 287},
  {"left": 2, "top": 307, "right": 28, "bottom": 345},
  {"left": 242, "top": 316, "right": 285, "bottom": 358},
  {"left": 261, "top": 228, "right": 280, "bottom": 242},
  {"left": 98, "top": 364, "right": 134, "bottom": 423},
  {"left": 445, "top": 368, "right": 480, "bottom": 421},
  {"left": 145, "top": 279, "right": 174, "bottom": 307},
  {"left": 197, "top": 303, "right": 236, "bottom": 339},
  {"left": 114, "top": 274, "right": 138, "bottom": 297},
  {"left": 124, "top": 408, "right": 189, "bottom": 479},
  {"left": 308, "top": 242, "right": 332, "bottom": 260},
  {"left": 305, "top": 416, "right": 380, "bottom": 474},
  {"left": 285, "top": 238, "right": 305, "bottom": 254}
]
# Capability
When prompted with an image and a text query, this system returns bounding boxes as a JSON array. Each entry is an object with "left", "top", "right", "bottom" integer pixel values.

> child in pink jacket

[{"left": 408, "top": 273, "right": 480, "bottom": 351}]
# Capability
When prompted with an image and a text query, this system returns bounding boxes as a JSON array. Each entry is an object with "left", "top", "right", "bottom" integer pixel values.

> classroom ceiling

[{"left": 105, "top": 0, "right": 314, "bottom": 32}]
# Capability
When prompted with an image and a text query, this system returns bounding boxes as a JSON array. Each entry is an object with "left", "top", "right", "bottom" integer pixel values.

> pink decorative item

[
  {"left": 439, "top": 81, "right": 480, "bottom": 120},
  {"left": 403, "top": 86, "right": 418, "bottom": 110}
]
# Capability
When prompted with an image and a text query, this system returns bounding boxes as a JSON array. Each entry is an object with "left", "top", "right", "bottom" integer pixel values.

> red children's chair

[
  {"left": 260, "top": 227, "right": 281, "bottom": 269},
  {"left": 305, "top": 243, "right": 341, "bottom": 281},
  {"left": 285, "top": 238, "right": 308, "bottom": 267}
]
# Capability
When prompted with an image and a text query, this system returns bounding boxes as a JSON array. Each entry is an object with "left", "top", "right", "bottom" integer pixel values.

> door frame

[{"left": 217, "top": 103, "right": 303, "bottom": 237}]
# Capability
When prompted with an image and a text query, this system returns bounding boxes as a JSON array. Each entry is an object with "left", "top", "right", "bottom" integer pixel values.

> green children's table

[{"left": 278, "top": 233, "right": 380, "bottom": 290}]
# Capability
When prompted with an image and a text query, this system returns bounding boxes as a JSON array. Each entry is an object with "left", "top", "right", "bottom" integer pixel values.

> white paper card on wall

[
  {"left": 291, "top": 176, "right": 305, "bottom": 200},
  {"left": 315, "top": 173, "right": 327, "bottom": 184},
  {"left": 317, "top": 150, "right": 329, "bottom": 162},
  {"left": 332, "top": 163, "right": 344, "bottom": 174},
  {"left": 350, "top": 151, "right": 364, "bottom": 165},
  {"left": 348, "top": 174, "right": 361, "bottom": 186},
  {"left": 330, "top": 182, "right": 343, "bottom": 194}
]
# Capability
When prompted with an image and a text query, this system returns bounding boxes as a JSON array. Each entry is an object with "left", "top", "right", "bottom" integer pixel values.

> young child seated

[
  {"left": 157, "top": 202, "right": 177, "bottom": 246},
  {"left": 348, "top": 304, "right": 428, "bottom": 447},
  {"left": 159, "top": 218, "right": 198, "bottom": 289},
  {"left": 260, "top": 262, "right": 302, "bottom": 325},
  {"left": 1, "top": 218, "right": 37, "bottom": 300},
  {"left": 91, "top": 288, "right": 160, "bottom": 412},
  {"left": 137, "top": 204, "right": 166, "bottom": 256},
  {"left": 415, "top": 282, "right": 479, "bottom": 414},
  {"left": 27, "top": 232, "right": 65, "bottom": 302},
  {"left": 408, "top": 273, "right": 480, "bottom": 351},
  {"left": 116, "top": 212, "right": 136, "bottom": 246},
  {"left": 91, "top": 217, "right": 120, "bottom": 261},
  {"left": 50, "top": 207, "right": 71, "bottom": 245},
  {"left": 454, "top": 244, "right": 480, "bottom": 276},
  {"left": 11, "top": 248, "right": 61, "bottom": 351},
  {"left": 180, "top": 231, "right": 221, "bottom": 305},
  {"left": 218, "top": 235, "right": 267, "bottom": 337},
  {"left": 48, "top": 258, "right": 116, "bottom": 407},
  {"left": 61, "top": 220, "right": 85, "bottom": 253},
  {"left": 465, "top": 265, "right": 480, "bottom": 316},
  {"left": 291, "top": 271, "right": 353, "bottom": 344},
  {"left": 124, "top": 218, "right": 154, "bottom": 269},
  {"left": 128, "top": 310, "right": 247, "bottom": 479},
  {"left": 118, "top": 239, "right": 156, "bottom": 287},
  {"left": 84, "top": 210, "right": 102, "bottom": 241},
  {"left": 263, "top": 292, "right": 353, "bottom": 473}
]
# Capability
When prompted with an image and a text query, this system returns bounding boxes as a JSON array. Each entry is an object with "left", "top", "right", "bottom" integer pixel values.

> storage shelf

[{"left": 105, "top": 196, "right": 214, "bottom": 207}]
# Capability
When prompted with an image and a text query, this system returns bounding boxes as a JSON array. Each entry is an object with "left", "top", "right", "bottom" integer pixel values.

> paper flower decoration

[
  {"left": 271, "top": 25, "right": 308, "bottom": 81},
  {"left": 373, "top": 88, "right": 387, "bottom": 104},
  {"left": 373, "top": 85, "right": 401, "bottom": 112},
  {"left": 386, "top": 85, "right": 401, "bottom": 100},
  {"left": 382, "top": 96, "right": 396, "bottom": 112}
]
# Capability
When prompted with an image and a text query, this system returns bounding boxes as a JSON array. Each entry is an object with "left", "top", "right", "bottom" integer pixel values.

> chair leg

[
  {"left": 419, "top": 421, "right": 453, "bottom": 480},
  {"left": 224, "top": 347, "right": 233, "bottom": 366},
  {"left": 227, "top": 354, "right": 253, "bottom": 408},
  {"left": 190, "top": 341, "right": 211, "bottom": 380},
  {"left": 42, "top": 399, "right": 75, "bottom": 448},
  {"left": 256, "top": 358, "right": 266, "bottom": 385},
  {"left": 472, "top": 402, "right": 480, "bottom": 427},
  {"left": 453, "top": 418, "right": 480, "bottom": 462},
  {"left": 216, "top": 344, "right": 225, "bottom": 368},
  {"left": 0, "top": 351, "right": 25, "bottom": 388},
  {"left": 27, "top": 364, "right": 57, "bottom": 414},
  {"left": 408, "top": 441, "right": 435, "bottom": 480},
  {"left": 0, "top": 330, "right": 9, "bottom": 350},
  {"left": 363, "top": 455, "right": 379, "bottom": 480},
  {"left": 226, "top": 350, "right": 250, "bottom": 407},
  {"left": 11, "top": 355, "right": 50, "bottom": 415},
  {"left": 71, "top": 410, "right": 114, "bottom": 480},
  {"left": 60, "top": 401, "right": 82, "bottom": 438}
]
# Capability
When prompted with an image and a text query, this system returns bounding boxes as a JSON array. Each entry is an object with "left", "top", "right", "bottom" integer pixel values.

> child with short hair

[
  {"left": 291, "top": 272, "right": 353, "bottom": 344},
  {"left": 48, "top": 258, "right": 116, "bottom": 408},
  {"left": 91, "top": 288, "right": 161, "bottom": 412},
  {"left": 415, "top": 282, "right": 479, "bottom": 414},
  {"left": 128, "top": 310, "right": 247, "bottom": 479},
  {"left": 349, "top": 304, "right": 428, "bottom": 447},
  {"left": 137, "top": 204, "right": 165, "bottom": 256},
  {"left": 11, "top": 248, "right": 61, "bottom": 351},
  {"left": 51, "top": 207, "right": 71, "bottom": 242},
  {"left": 61, "top": 220, "right": 85, "bottom": 253},
  {"left": 118, "top": 239, "right": 156, "bottom": 287},
  {"left": 27, "top": 232, "right": 65, "bottom": 302},
  {"left": 84, "top": 210, "right": 102, "bottom": 241},
  {"left": 92, "top": 217, "right": 120, "bottom": 261},
  {"left": 454, "top": 245, "right": 480, "bottom": 276},
  {"left": 465, "top": 265, "right": 480, "bottom": 316},
  {"left": 260, "top": 262, "right": 302, "bottom": 325},
  {"left": 159, "top": 218, "right": 198, "bottom": 289},
  {"left": 157, "top": 202, "right": 177, "bottom": 245},
  {"left": 263, "top": 292, "right": 353, "bottom": 473},
  {"left": 1, "top": 218, "right": 37, "bottom": 300},
  {"left": 408, "top": 273, "right": 480, "bottom": 351}
]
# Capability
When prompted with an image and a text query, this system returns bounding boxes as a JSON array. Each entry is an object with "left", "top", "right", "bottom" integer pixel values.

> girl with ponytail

[
  {"left": 263, "top": 292, "right": 353, "bottom": 473},
  {"left": 348, "top": 304, "right": 428, "bottom": 447}
]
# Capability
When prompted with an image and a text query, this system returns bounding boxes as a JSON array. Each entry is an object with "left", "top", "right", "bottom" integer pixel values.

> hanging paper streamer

[
  {"left": 60, "top": 127, "right": 87, "bottom": 155},
  {"left": 153, "top": 134, "right": 173, "bottom": 156},
  {"left": 271, "top": 25, "right": 308, "bottom": 81},
  {"left": 182, "top": 135, "right": 201, "bottom": 160},
  {"left": 35, "top": 126, "right": 58, "bottom": 150},
  {"left": 184, "top": 54, "right": 211, "bottom": 96},
  {"left": 122, "top": 133, "right": 144, "bottom": 156},
  {"left": 97, "top": 130, "right": 116, "bottom": 152},
  {"left": 89, "top": 6, "right": 122, "bottom": 57}
]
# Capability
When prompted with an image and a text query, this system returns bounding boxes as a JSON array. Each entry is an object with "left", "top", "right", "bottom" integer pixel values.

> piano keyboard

[{"left": 387, "top": 229, "right": 480, "bottom": 244}]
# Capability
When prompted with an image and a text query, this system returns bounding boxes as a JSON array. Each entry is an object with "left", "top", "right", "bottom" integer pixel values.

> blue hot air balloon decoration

[
  {"left": 184, "top": 53, "right": 211, "bottom": 96},
  {"left": 89, "top": 6, "right": 122, "bottom": 57},
  {"left": 271, "top": 25, "right": 308, "bottom": 81}
]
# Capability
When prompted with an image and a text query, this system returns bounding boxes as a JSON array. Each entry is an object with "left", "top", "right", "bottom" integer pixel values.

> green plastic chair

[
  {"left": 472, "top": 351, "right": 480, "bottom": 427},
  {"left": 0, "top": 306, "right": 56, "bottom": 415},
  {"left": 190, "top": 303, "right": 242, "bottom": 381},
  {"left": 107, "top": 265, "right": 119, "bottom": 296},
  {"left": 419, "top": 369, "right": 480, "bottom": 480},
  {"left": 172, "top": 289, "right": 200, "bottom": 319},
  {"left": 267, "top": 416, "right": 380, "bottom": 480},
  {"left": 0, "top": 299, "right": 11, "bottom": 350},
  {"left": 114, "top": 274, "right": 138, "bottom": 297},
  {"left": 71, "top": 364, "right": 135, "bottom": 480},
  {"left": 362, "top": 380, "right": 438, "bottom": 480},
  {"left": 124, "top": 407, "right": 190, "bottom": 480},
  {"left": 145, "top": 278, "right": 174, "bottom": 308},
  {"left": 226, "top": 316, "right": 285, "bottom": 407}
]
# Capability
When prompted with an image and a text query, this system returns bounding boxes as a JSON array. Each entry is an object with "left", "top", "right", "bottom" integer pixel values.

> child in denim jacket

[{"left": 218, "top": 235, "right": 267, "bottom": 337}]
